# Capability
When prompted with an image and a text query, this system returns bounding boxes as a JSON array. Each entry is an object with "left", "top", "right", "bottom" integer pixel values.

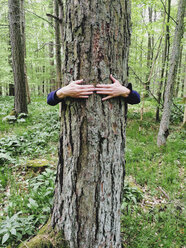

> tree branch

[
  {"left": 25, "top": 10, "right": 54, "bottom": 28},
  {"left": 130, "top": 67, "right": 161, "bottom": 104},
  {"left": 46, "top": 13, "right": 62, "bottom": 23},
  {"left": 160, "top": 0, "right": 178, "bottom": 25},
  {"left": 34, "top": 42, "right": 60, "bottom": 52},
  {"left": 130, "top": 67, "right": 184, "bottom": 114}
]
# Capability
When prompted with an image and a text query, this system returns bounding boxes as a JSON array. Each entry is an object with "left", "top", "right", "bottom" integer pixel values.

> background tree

[
  {"left": 157, "top": 0, "right": 185, "bottom": 146},
  {"left": 8, "top": 0, "right": 27, "bottom": 114},
  {"left": 54, "top": 0, "right": 62, "bottom": 89},
  {"left": 51, "top": 0, "right": 131, "bottom": 247},
  {"left": 156, "top": 0, "right": 171, "bottom": 121},
  {"left": 20, "top": 0, "right": 31, "bottom": 104}
]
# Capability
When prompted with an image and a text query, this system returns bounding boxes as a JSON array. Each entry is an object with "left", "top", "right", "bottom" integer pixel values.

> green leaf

[
  {"left": 132, "top": 196, "right": 137, "bottom": 204},
  {"left": 0, "top": 229, "right": 6, "bottom": 235},
  {"left": 2, "top": 233, "right": 10, "bottom": 244},
  {"left": 10, "top": 228, "right": 16, "bottom": 235},
  {"left": 29, "top": 198, "right": 38, "bottom": 207},
  {"left": 121, "top": 202, "right": 128, "bottom": 210}
]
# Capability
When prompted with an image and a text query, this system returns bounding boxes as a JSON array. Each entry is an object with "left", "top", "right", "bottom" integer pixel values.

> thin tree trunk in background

[
  {"left": 8, "top": 0, "right": 27, "bottom": 114},
  {"left": 51, "top": 0, "right": 131, "bottom": 247},
  {"left": 175, "top": 44, "right": 183, "bottom": 97},
  {"left": 9, "top": 84, "right": 14, "bottom": 96},
  {"left": 182, "top": 72, "right": 186, "bottom": 125},
  {"left": 8, "top": 25, "right": 14, "bottom": 97},
  {"left": 156, "top": 0, "right": 171, "bottom": 122},
  {"left": 54, "top": 0, "right": 62, "bottom": 89},
  {"left": 55, "top": 0, "right": 62, "bottom": 117},
  {"left": 20, "top": 0, "right": 31, "bottom": 104},
  {"left": 49, "top": 40, "right": 55, "bottom": 91},
  {"left": 181, "top": 54, "right": 186, "bottom": 98},
  {"left": 163, "top": 0, "right": 171, "bottom": 102},
  {"left": 157, "top": 0, "right": 185, "bottom": 146},
  {"left": 145, "top": 6, "right": 153, "bottom": 97},
  {"left": 48, "top": 0, "right": 55, "bottom": 92},
  {"left": 57, "top": 0, "right": 64, "bottom": 86}
]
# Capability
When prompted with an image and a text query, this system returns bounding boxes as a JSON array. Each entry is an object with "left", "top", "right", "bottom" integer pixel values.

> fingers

[
  {"left": 95, "top": 90, "right": 112, "bottom": 94},
  {"left": 79, "top": 85, "right": 95, "bottom": 90},
  {"left": 110, "top": 74, "right": 116, "bottom": 83},
  {"left": 102, "top": 95, "right": 113, "bottom": 101},
  {"left": 95, "top": 84, "right": 112, "bottom": 88},
  {"left": 79, "top": 91, "right": 94, "bottom": 95},
  {"left": 73, "top": 79, "right": 84, "bottom": 84},
  {"left": 77, "top": 96, "right": 89, "bottom": 98}
]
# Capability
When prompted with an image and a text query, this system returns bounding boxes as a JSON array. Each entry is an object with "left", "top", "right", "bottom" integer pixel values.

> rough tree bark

[
  {"left": 51, "top": 1, "right": 131, "bottom": 247},
  {"left": 157, "top": 0, "right": 185, "bottom": 146},
  {"left": 8, "top": 0, "right": 27, "bottom": 114}
]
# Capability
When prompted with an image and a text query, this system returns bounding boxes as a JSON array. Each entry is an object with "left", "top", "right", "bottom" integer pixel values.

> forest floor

[{"left": 0, "top": 96, "right": 185, "bottom": 248}]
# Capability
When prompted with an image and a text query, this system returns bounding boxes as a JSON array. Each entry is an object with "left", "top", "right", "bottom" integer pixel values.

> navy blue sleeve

[
  {"left": 125, "top": 83, "right": 140, "bottom": 105},
  {"left": 47, "top": 90, "right": 62, "bottom": 106},
  {"left": 125, "top": 90, "right": 140, "bottom": 104}
]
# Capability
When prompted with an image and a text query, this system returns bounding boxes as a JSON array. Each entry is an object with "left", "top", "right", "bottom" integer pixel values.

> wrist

[
  {"left": 56, "top": 88, "right": 66, "bottom": 99},
  {"left": 121, "top": 87, "right": 131, "bottom": 98}
]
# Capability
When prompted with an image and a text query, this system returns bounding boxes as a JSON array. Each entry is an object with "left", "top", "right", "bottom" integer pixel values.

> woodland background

[{"left": 0, "top": 0, "right": 185, "bottom": 247}]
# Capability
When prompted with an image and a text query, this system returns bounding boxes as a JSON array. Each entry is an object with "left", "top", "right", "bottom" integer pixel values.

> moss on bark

[{"left": 18, "top": 219, "right": 69, "bottom": 248}]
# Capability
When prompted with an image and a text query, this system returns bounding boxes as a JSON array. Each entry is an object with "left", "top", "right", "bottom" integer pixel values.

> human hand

[
  {"left": 56, "top": 79, "right": 95, "bottom": 99},
  {"left": 95, "top": 74, "right": 131, "bottom": 101}
]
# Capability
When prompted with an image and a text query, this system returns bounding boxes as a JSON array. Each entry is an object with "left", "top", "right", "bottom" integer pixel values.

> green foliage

[
  {"left": 121, "top": 204, "right": 185, "bottom": 248},
  {"left": 121, "top": 182, "right": 143, "bottom": 210},
  {"left": 0, "top": 168, "right": 56, "bottom": 247},
  {"left": 0, "top": 96, "right": 58, "bottom": 246},
  {"left": 122, "top": 101, "right": 185, "bottom": 248},
  {"left": 0, "top": 95, "right": 185, "bottom": 247},
  {"left": 0, "top": 0, "right": 55, "bottom": 95},
  {"left": 0, "top": 97, "right": 60, "bottom": 163},
  {"left": 170, "top": 102, "right": 184, "bottom": 124},
  {"left": 0, "top": 212, "right": 35, "bottom": 246}
]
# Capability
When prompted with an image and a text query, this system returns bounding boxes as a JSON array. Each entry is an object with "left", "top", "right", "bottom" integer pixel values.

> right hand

[{"left": 56, "top": 79, "right": 95, "bottom": 99}]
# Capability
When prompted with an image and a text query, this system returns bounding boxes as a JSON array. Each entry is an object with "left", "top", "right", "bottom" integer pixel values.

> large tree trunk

[
  {"left": 8, "top": 0, "right": 27, "bottom": 114},
  {"left": 51, "top": 1, "right": 131, "bottom": 247},
  {"left": 157, "top": 0, "right": 185, "bottom": 146}
]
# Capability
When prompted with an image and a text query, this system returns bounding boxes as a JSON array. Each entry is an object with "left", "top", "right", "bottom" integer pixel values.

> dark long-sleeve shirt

[{"left": 47, "top": 83, "right": 140, "bottom": 106}]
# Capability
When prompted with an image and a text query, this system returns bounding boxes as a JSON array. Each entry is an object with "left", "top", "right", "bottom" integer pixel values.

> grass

[
  {"left": 0, "top": 96, "right": 185, "bottom": 247},
  {"left": 121, "top": 99, "right": 185, "bottom": 248}
]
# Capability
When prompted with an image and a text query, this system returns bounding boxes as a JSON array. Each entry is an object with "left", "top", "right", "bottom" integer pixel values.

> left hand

[{"left": 95, "top": 74, "right": 131, "bottom": 101}]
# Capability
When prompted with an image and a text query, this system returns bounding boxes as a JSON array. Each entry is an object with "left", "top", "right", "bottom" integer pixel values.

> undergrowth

[
  {"left": 0, "top": 96, "right": 185, "bottom": 247},
  {"left": 121, "top": 99, "right": 185, "bottom": 248},
  {"left": 0, "top": 96, "right": 59, "bottom": 247}
]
